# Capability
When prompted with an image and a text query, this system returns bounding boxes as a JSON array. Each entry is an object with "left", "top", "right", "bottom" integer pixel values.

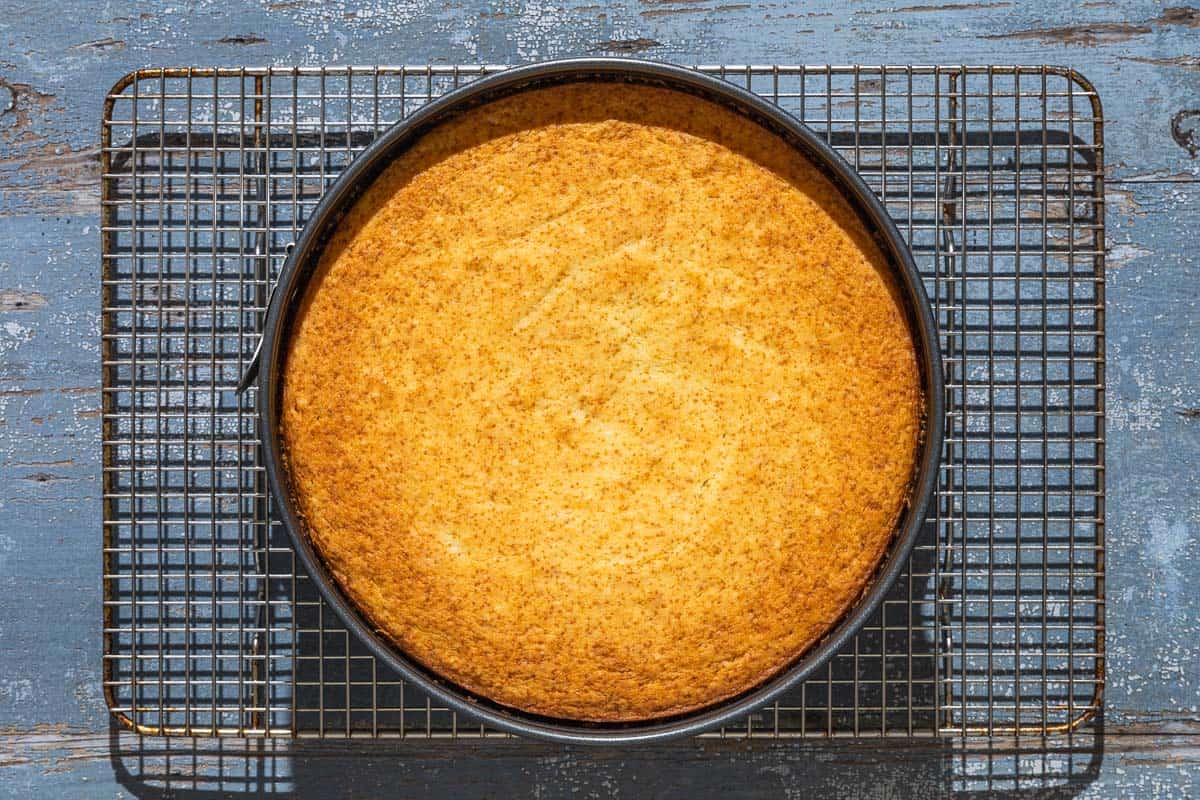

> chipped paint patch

[
  {"left": 0, "top": 141, "right": 99, "bottom": 217},
  {"left": 859, "top": 1, "right": 1011, "bottom": 14},
  {"left": 1171, "top": 110, "right": 1200, "bottom": 158},
  {"left": 215, "top": 33, "right": 269, "bottom": 45},
  {"left": 0, "top": 290, "right": 47, "bottom": 313},
  {"left": 1150, "top": 6, "right": 1200, "bottom": 27},
  {"left": 982, "top": 22, "right": 1151, "bottom": 46},
  {"left": 18, "top": 472, "right": 71, "bottom": 484},
  {"left": 1110, "top": 363, "right": 1187, "bottom": 432},
  {"left": 1108, "top": 243, "right": 1153, "bottom": 268},
  {"left": 63, "top": 669, "right": 104, "bottom": 727},
  {"left": 641, "top": 4, "right": 749, "bottom": 18},
  {"left": 1120, "top": 169, "right": 1197, "bottom": 182},
  {"left": 993, "top": 3, "right": 1200, "bottom": 47},
  {"left": 70, "top": 37, "right": 125, "bottom": 51},
  {"left": 591, "top": 37, "right": 662, "bottom": 53},
  {"left": 1124, "top": 55, "right": 1200, "bottom": 71},
  {"left": 0, "top": 78, "right": 57, "bottom": 146},
  {"left": 0, "top": 680, "right": 34, "bottom": 710},
  {"left": 1106, "top": 187, "right": 1146, "bottom": 218},
  {"left": 0, "top": 321, "right": 33, "bottom": 355},
  {"left": 1149, "top": 516, "right": 1193, "bottom": 571}
]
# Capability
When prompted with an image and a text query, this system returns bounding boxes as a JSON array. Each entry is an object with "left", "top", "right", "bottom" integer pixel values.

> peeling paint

[
  {"left": 0, "top": 680, "right": 34, "bottom": 710},
  {"left": 216, "top": 33, "right": 269, "bottom": 45},
  {"left": 0, "top": 78, "right": 57, "bottom": 145},
  {"left": 860, "top": 1, "right": 1011, "bottom": 14},
  {"left": 0, "top": 290, "right": 48, "bottom": 313},
  {"left": 993, "top": 4, "right": 1200, "bottom": 47},
  {"left": 590, "top": 37, "right": 662, "bottom": 53},
  {"left": 1124, "top": 55, "right": 1200, "bottom": 71},
  {"left": 641, "top": 4, "right": 749, "bottom": 18},
  {"left": 70, "top": 37, "right": 125, "bottom": 51},
  {"left": 19, "top": 472, "right": 72, "bottom": 484},
  {"left": 1171, "top": 110, "right": 1200, "bottom": 158},
  {"left": 1150, "top": 6, "right": 1200, "bottom": 27},
  {"left": 1108, "top": 243, "right": 1153, "bottom": 268},
  {"left": 1109, "top": 357, "right": 1188, "bottom": 433},
  {"left": 0, "top": 141, "right": 100, "bottom": 217},
  {"left": 1105, "top": 187, "right": 1146, "bottom": 218},
  {"left": 0, "top": 321, "right": 33, "bottom": 355},
  {"left": 1120, "top": 170, "right": 1196, "bottom": 182},
  {"left": 982, "top": 22, "right": 1153, "bottom": 45}
]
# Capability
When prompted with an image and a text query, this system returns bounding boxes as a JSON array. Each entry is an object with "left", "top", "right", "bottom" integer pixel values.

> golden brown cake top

[{"left": 281, "top": 82, "right": 922, "bottom": 722}]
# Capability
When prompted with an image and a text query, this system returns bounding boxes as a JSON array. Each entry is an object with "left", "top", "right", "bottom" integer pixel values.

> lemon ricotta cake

[{"left": 281, "top": 82, "right": 922, "bottom": 722}]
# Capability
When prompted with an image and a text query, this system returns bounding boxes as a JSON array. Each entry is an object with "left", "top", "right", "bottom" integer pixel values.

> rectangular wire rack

[{"left": 101, "top": 64, "right": 1105, "bottom": 739}]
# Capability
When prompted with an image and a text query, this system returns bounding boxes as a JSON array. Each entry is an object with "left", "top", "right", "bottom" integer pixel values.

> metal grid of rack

[{"left": 101, "top": 65, "right": 1104, "bottom": 739}]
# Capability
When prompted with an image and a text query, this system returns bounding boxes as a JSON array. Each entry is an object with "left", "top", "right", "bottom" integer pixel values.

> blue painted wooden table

[{"left": 0, "top": 0, "right": 1197, "bottom": 796}]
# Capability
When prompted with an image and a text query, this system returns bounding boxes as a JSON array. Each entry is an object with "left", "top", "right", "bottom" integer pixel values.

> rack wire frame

[{"left": 100, "top": 65, "right": 1105, "bottom": 740}]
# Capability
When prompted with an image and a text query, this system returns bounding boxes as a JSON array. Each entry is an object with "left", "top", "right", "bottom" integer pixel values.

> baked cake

[{"left": 280, "top": 82, "right": 922, "bottom": 722}]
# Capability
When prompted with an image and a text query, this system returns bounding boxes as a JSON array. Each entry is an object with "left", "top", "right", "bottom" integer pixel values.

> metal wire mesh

[{"left": 101, "top": 65, "right": 1104, "bottom": 739}]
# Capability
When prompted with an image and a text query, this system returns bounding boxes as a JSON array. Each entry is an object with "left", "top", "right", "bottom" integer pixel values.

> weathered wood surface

[{"left": 0, "top": 0, "right": 1197, "bottom": 796}]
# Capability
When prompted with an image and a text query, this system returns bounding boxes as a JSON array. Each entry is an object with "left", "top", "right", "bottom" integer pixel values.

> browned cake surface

[{"left": 281, "top": 82, "right": 922, "bottom": 722}]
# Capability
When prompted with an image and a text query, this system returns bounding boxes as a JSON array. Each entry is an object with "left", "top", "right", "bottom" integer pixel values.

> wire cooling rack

[{"left": 101, "top": 65, "right": 1104, "bottom": 739}]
